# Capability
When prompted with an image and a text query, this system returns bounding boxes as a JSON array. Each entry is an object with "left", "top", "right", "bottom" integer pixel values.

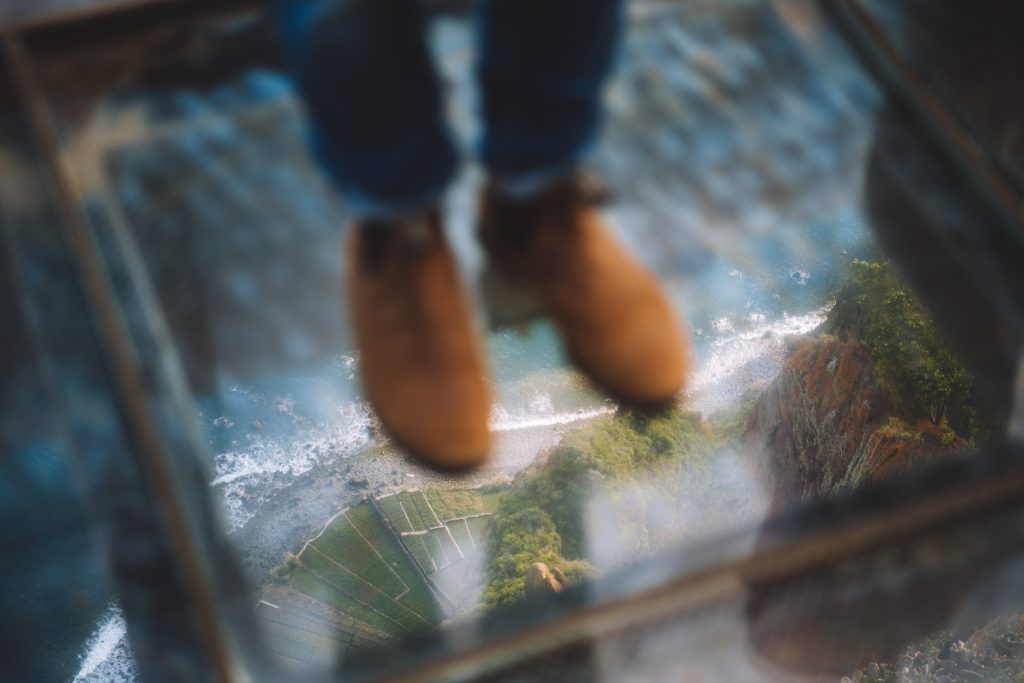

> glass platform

[{"left": 2, "top": 1, "right": 1024, "bottom": 681}]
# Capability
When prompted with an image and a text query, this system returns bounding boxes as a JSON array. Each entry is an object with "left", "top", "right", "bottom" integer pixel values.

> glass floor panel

[{"left": 3, "top": 1, "right": 1024, "bottom": 681}]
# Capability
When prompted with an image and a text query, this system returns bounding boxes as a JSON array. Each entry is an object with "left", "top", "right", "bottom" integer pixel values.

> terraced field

[
  {"left": 376, "top": 494, "right": 414, "bottom": 533},
  {"left": 261, "top": 500, "right": 442, "bottom": 646},
  {"left": 256, "top": 584, "right": 388, "bottom": 669},
  {"left": 378, "top": 489, "right": 497, "bottom": 608},
  {"left": 424, "top": 485, "right": 504, "bottom": 520},
  {"left": 259, "top": 488, "right": 501, "bottom": 664}
]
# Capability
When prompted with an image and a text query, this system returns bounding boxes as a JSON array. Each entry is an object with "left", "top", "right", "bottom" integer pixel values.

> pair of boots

[{"left": 348, "top": 173, "right": 691, "bottom": 469}]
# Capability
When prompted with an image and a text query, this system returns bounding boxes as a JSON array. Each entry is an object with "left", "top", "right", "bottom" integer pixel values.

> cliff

[{"left": 745, "top": 261, "right": 981, "bottom": 510}]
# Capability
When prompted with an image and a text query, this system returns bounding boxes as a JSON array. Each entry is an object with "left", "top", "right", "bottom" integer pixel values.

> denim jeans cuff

[
  {"left": 487, "top": 155, "right": 587, "bottom": 199},
  {"left": 339, "top": 184, "right": 449, "bottom": 220}
]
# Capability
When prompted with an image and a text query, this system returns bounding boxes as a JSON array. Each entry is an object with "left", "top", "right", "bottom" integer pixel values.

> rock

[
  {"left": 524, "top": 562, "right": 564, "bottom": 598},
  {"left": 744, "top": 278, "right": 979, "bottom": 677},
  {"left": 966, "top": 611, "right": 1024, "bottom": 654},
  {"left": 745, "top": 333, "right": 966, "bottom": 511}
]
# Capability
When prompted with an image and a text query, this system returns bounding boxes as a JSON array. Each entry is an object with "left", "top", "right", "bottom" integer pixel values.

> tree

[{"left": 826, "top": 261, "right": 989, "bottom": 438}]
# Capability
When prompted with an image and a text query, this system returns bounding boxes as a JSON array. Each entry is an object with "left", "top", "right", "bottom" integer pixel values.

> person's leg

[
  {"left": 275, "top": 0, "right": 458, "bottom": 215},
  {"left": 478, "top": 0, "right": 625, "bottom": 193},
  {"left": 476, "top": 0, "right": 691, "bottom": 406}
]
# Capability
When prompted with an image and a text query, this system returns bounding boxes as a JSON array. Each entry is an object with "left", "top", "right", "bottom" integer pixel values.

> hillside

[
  {"left": 743, "top": 260, "right": 1007, "bottom": 677},
  {"left": 482, "top": 408, "right": 718, "bottom": 608},
  {"left": 745, "top": 260, "right": 994, "bottom": 511}
]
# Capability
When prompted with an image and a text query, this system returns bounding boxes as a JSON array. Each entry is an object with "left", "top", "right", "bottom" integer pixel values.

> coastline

[{"left": 227, "top": 412, "right": 614, "bottom": 587}]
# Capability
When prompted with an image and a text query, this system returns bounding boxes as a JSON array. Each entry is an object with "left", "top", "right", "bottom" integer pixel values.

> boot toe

[
  {"left": 371, "top": 379, "right": 492, "bottom": 470},
  {"left": 571, "top": 321, "right": 691, "bottom": 407}
]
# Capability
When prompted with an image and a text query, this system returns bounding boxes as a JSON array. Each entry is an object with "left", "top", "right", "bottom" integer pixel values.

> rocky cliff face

[
  {"left": 744, "top": 262, "right": 1008, "bottom": 679},
  {"left": 745, "top": 312, "right": 967, "bottom": 512}
]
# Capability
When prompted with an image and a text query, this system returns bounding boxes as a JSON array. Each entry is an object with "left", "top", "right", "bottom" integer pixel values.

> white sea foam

[
  {"left": 71, "top": 605, "right": 135, "bottom": 683},
  {"left": 211, "top": 400, "right": 375, "bottom": 532},
  {"left": 489, "top": 394, "right": 615, "bottom": 433},
  {"left": 685, "top": 305, "right": 830, "bottom": 416}
]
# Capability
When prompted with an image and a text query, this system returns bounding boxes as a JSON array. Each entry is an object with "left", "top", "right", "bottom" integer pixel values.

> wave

[
  {"left": 490, "top": 400, "right": 615, "bottom": 433},
  {"left": 685, "top": 305, "right": 830, "bottom": 415},
  {"left": 71, "top": 605, "right": 134, "bottom": 683},
  {"left": 210, "top": 401, "right": 374, "bottom": 532}
]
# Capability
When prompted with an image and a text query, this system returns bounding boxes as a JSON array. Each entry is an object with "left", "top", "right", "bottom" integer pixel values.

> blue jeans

[{"left": 275, "top": 0, "right": 624, "bottom": 217}]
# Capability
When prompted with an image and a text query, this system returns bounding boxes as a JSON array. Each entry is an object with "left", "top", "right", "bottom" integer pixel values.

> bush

[
  {"left": 825, "top": 261, "right": 993, "bottom": 439},
  {"left": 481, "top": 408, "right": 714, "bottom": 608}
]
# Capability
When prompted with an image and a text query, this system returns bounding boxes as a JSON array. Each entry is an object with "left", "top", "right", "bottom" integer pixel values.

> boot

[
  {"left": 347, "top": 210, "right": 491, "bottom": 469},
  {"left": 479, "top": 173, "right": 690, "bottom": 406}
]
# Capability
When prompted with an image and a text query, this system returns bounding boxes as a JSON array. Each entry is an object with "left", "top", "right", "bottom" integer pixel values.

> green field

[
  {"left": 466, "top": 516, "right": 492, "bottom": 548},
  {"left": 376, "top": 494, "right": 413, "bottom": 533},
  {"left": 424, "top": 485, "right": 506, "bottom": 520},
  {"left": 383, "top": 491, "right": 432, "bottom": 531},
  {"left": 347, "top": 502, "right": 440, "bottom": 618},
  {"left": 448, "top": 517, "right": 474, "bottom": 553},
  {"left": 401, "top": 533, "right": 436, "bottom": 574},
  {"left": 258, "top": 601, "right": 360, "bottom": 666},
  {"left": 407, "top": 491, "right": 437, "bottom": 530},
  {"left": 278, "top": 500, "right": 443, "bottom": 640},
  {"left": 261, "top": 489, "right": 499, "bottom": 657}
]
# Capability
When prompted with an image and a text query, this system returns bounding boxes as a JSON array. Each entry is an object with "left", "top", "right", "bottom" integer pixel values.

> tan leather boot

[
  {"left": 347, "top": 211, "right": 491, "bottom": 469},
  {"left": 479, "top": 174, "right": 691, "bottom": 406}
]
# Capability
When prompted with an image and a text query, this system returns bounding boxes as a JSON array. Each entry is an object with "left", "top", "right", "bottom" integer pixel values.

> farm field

[
  {"left": 260, "top": 487, "right": 500, "bottom": 663},
  {"left": 379, "top": 488, "right": 497, "bottom": 608}
]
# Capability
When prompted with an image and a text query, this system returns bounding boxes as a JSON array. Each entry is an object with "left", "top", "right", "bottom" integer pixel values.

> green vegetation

[
  {"left": 466, "top": 515, "right": 491, "bottom": 540},
  {"left": 409, "top": 491, "right": 438, "bottom": 528},
  {"left": 299, "top": 549, "right": 428, "bottom": 634},
  {"left": 448, "top": 518, "right": 474, "bottom": 552},
  {"left": 268, "top": 552, "right": 300, "bottom": 585},
  {"left": 348, "top": 503, "right": 440, "bottom": 619},
  {"left": 708, "top": 389, "right": 763, "bottom": 448},
  {"left": 377, "top": 495, "right": 413, "bottom": 533},
  {"left": 482, "top": 408, "right": 715, "bottom": 608},
  {"left": 883, "top": 416, "right": 922, "bottom": 441},
  {"left": 422, "top": 530, "right": 447, "bottom": 567},
  {"left": 312, "top": 524, "right": 406, "bottom": 597},
  {"left": 424, "top": 485, "right": 506, "bottom": 520},
  {"left": 372, "top": 488, "right": 498, "bottom": 610},
  {"left": 256, "top": 597, "right": 384, "bottom": 666},
  {"left": 270, "top": 500, "right": 443, "bottom": 639},
  {"left": 402, "top": 534, "right": 435, "bottom": 573},
  {"left": 824, "top": 260, "right": 994, "bottom": 439}
]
